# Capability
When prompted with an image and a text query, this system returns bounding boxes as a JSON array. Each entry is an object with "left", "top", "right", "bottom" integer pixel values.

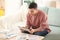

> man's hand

[
  {"left": 20, "top": 27, "right": 37, "bottom": 34},
  {"left": 20, "top": 27, "right": 24, "bottom": 32},
  {"left": 30, "top": 29, "right": 35, "bottom": 34},
  {"left": 30, "top": 27, "right": 37, "bottom": 34}
]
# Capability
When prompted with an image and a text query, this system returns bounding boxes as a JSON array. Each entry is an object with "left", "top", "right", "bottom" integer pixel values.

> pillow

[{"left": 48, "top": 7, "right": 60, "bottom": 26}]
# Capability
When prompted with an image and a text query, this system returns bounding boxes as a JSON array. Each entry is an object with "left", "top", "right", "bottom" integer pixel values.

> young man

[{"left": 20, "top": 2, "right": 51, "bottom": 36}]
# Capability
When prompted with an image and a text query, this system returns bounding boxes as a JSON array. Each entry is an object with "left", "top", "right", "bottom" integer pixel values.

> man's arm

[
  {"left": 33, "top": 13, "right": 50, "bottom": 32},
  {"left": 20, "top": 13, "right": 31, "bottom": 32},
  {"left": 25, "top": 14, "right": 31, "bottom": 29}
]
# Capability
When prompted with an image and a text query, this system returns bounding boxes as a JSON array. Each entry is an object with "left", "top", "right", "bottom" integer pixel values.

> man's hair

[{"left": 29, "top": 2, "right": 37, "bottom": 9}]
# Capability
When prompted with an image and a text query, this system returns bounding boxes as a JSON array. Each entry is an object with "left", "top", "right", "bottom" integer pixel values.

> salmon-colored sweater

[{"left": 26, "top": 10, "right": 51, "bottom": 33}]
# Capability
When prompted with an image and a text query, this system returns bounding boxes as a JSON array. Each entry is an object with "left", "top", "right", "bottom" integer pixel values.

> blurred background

[
  {"left": 0, "top": 0, "right": 60, "bottom": 40},
  {"left": 5, "top": 0, "right": 60, "bottom": 15}
]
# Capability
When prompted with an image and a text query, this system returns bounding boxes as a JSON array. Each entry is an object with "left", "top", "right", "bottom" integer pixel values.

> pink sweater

[{"left": 26, "top": 10, "right": 51, "bottom": 33}]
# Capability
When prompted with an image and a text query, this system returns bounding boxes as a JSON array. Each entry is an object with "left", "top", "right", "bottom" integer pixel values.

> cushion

[
  {"left": 48, "top": 7, "right": 60, "bottom": 26},
  {"left": 44, "top": 26, "right": 60, "bottom": 40},
  {"left": 49, "top": 26, "right": 60, "bottom": 34}
]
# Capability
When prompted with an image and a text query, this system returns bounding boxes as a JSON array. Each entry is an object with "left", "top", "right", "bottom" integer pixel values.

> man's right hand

[{"left": 20, "top": 27, "right": 24, "bottom": 32}]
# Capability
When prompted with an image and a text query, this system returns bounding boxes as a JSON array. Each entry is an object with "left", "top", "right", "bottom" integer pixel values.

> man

[{"left": 20, "top": 2, "right": 51, "bottom": 36}]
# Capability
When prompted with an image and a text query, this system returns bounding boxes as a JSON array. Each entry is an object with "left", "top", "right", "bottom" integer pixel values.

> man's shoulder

[
  {"left": 38, "top": 10, "right": 45, "bottom": 14},
  {"left": 38, "top": 10, "right": 47, "bottom": 16}
]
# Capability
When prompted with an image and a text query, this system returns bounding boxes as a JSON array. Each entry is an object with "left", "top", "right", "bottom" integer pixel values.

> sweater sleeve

[
  {"left": 37, "top": 13, "right": 51, "bottom": 32},
  {"left": 26, "top": 14, "right": 31, "bottom": 29}
]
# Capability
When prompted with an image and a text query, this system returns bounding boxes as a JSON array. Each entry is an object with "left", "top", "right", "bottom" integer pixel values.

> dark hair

[{"left": 29, "top": 2, "right": 37, "bottom": 9}]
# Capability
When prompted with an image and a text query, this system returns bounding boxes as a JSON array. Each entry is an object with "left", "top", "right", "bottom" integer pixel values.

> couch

[{"left": 39, "top": 7, "right": 60, "bottom": 40}]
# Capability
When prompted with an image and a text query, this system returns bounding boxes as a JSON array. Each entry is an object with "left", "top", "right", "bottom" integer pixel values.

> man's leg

[{"left": 33, "top": 30, "right": 48, "bottom": 36}]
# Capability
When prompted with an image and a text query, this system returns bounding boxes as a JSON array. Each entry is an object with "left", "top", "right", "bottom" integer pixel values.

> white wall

[
  {"left": 4, "top": 0, "right": 22, "bottom": 24},
  {"left": 0, "top": 0, "right": 28, "bottom": 32},
  {"left": 5, "top": 0, "right": 21, "bottom": 15},
  {"left": 0, "top": 0, "right": 22, "bottom": 34},
  {"left": 35, "top": 0, "right": 60, "bottom": 7}
]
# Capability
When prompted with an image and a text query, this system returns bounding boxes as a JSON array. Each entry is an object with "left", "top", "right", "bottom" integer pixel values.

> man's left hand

[{"left": 30, "top": 29, "right": 36, "bottom": 34}]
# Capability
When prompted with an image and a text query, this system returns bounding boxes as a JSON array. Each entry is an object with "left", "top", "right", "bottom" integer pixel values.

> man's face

[{"left": 29, "top": 8, "right": 37, "bottom": 15}]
